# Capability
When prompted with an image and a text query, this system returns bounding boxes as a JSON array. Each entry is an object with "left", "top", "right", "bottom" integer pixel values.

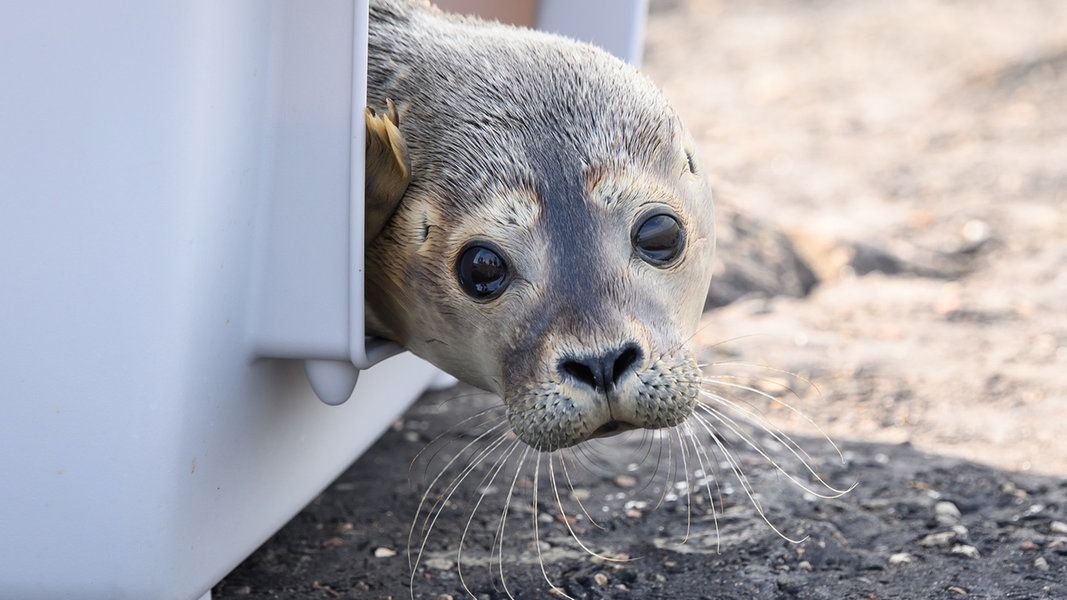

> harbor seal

[{"left": 363, "top": 0, "right": 715, "bottom": 452}]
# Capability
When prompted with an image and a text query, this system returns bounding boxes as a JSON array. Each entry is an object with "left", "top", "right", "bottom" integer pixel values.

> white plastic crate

[{"left": 0, "top": 1, "right": 646, "bottom": 599}]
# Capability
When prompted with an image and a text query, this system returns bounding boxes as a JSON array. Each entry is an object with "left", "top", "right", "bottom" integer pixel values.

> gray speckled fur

[{"left": 364, "top": 0, "right": 715, "bottom": 451}]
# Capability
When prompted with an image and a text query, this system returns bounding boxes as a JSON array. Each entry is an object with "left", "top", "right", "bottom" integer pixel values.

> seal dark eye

[
  {"left": 632, "top": 212, "right": 685, "bottom": 266},
  {"left": 456, "top": 243, "right": 510, "bottom": 300}
]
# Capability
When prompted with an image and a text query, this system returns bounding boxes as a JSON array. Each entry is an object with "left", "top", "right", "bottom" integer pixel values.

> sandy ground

[
  {"left": 648, "top": 0, "right": 1067, "bottom": 477},
  {"left": 215, "top": 0, "right": 1067, "bottom": 597}
]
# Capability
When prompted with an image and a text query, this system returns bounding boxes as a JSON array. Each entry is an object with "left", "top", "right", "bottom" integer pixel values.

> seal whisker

[
  {"left": 630, "top": 429, "right": 668, "bottom": 498},
  {"left": 557, "top": 449, "right": 607, "bottom": 531},
  {"left": 673, "top": 420, "right": 695, "bottom": 545},
  {"left": 549, "top": 455, "right": 629, "bottom": 562},
  {"left": 409, "top": 427, "right": 513, "bottom": 597},
  {"left": 409, "top": 420, "right": 510, "bottom": 567},
  {"left": 456, "top": 436, "right": 523, "bottom": 599},
  {"left": 568, "top": 435, "right": 607, "bottom": 473},
  {"left": 698, "top": 383, "right": 853, "bottom": 497},
  {"left": 643, "top": 428, "right": 677, "bottom": 514},
  {"left": 698, "top": 382, "right": 825, "bottom": 470},
  {"left": 699, "top": 358, "right": 835, "bottom": 450},
  {"left": 493, "top": 444, "right": 533, "bottom": 600},
  {"left": 408, "top": 403, "right": 508, "bottom": 482},
  {"left": 691, "top": 395, "right": 840, "bottom": 501},
  {"left": 680, "top": 421, "right": 723, "bottom": 553},
  {"left": 701, "top": 370, "right": 847, "bottom": 468},
  {"left": 531, "top": 452, "right": 575, "bottom": 600},
  {"left": 695, "top": 395, "right": 848, "bottom": 500},
  {"left": 689, "top": 410, "right": 808, "bottom": 544}
]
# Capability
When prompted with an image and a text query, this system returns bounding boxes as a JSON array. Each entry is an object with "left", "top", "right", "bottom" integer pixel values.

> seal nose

[{"left": 558, "top": 343, "right": 642, "bottom": 393}]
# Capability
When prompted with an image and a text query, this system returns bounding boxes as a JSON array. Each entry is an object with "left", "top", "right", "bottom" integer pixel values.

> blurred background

[{"left": 643, "top": 0, "right": 1067, "bottom": 475}]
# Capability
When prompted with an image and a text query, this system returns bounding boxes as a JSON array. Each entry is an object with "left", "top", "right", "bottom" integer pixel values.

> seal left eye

[
  {"left": 632, "top": 212, "right": 685, "bottom": 266},
  {"left": 456, "top": 243, "right": 510, "bottom": 300}
]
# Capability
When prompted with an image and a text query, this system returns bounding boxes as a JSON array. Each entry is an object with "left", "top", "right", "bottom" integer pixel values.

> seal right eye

[{"left": 456, "top": 243, "right": 510, "bottom": 300}]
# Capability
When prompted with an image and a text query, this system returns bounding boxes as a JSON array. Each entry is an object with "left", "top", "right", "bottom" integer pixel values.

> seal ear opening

[
  {"left": 365, "top": 99, "right": 410, "bottom": 243},
  {"left": 681, "top": 131, "right": 699, "bottom": 176}
]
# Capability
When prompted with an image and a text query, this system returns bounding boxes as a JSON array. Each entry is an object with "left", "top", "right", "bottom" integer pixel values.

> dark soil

[
  {"left": 215, "top": 0, "right": 1067, "bottom": 598},
  {"left": 214, "top": 386, "right": 1067, "bottom": 599}
]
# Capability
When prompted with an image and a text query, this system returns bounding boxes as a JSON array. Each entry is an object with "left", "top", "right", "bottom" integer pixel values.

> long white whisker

[
  {"left": 495, "top": 444, "right": 533, "bottom": 600},
  {"left": 532, "top": 452, "right": 574, "bottom": 599},
  {"left": 409, "top": 420, "right": 510, "bottom": 565},
  {"left": 674, "top": 423, "right": 694, "bottom": 544},
  {"left": 409, "top": 422, "right": 513, "bottom": 597},
  {"left": 457, "top": 436, "right": 523, "bottom": 599},
  {"left": 698, "top": 390, "right": 853, "bottom": 498},
  {"left": 681, "top": 420, "right": 722, "bottom": 553},
  {"left": 558, "top": 449, "right": 605, "bottom": 531},
  {"left": 409, "top": 406, "right": 508, "bottom": 481},
  {"left": 691, "top": 410, "right": 807, "bottom": 544},
  {"left": 702, "top": 374, "right": 847, "bottom": 464},
  {"left": 696, "top": 397, "right": 837, "bottom": 500},
  {"left": 549, "top": 453, "right": 630, "bottom": 562},
  {"left": 647, "top": 428, "right": 675, "bottom": 513}
]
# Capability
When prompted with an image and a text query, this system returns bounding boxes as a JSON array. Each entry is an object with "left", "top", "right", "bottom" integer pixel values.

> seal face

[{"left": 364, "top": 0, "right": 715, "bottom": 451}]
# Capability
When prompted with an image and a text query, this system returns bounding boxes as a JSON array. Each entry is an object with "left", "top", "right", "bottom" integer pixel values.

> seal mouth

[{"left": 590, "top": 420, "right": 638, "bottom": 439}]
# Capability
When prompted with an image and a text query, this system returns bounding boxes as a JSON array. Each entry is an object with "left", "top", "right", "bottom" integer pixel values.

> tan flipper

[{"left": 364, "top": 99, "right": 410, "bottom": 243}]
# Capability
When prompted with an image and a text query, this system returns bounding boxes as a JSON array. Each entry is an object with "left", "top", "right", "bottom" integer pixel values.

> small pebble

[
  {"left": 861, "top": 499, "right": 892, "bottom": 510},
  {"left": 888, "top": 552, "right": 913, "bottom": 565},
  {"left": 593, "top": 572, "right": 609, "bottom": 586},
  {"left": 373, "top": 546, "right": 397, "bottom": 558},
  {"left": 423, "top": 557, "right": 454, "bottom": 571},
  {"left": 569, "top": 488, "right": 591, "bottom": 501},
  {"left": 935, "top": 501, "right": 962, "bottom": 522},
  {"left": 554, "top": 512, "right": 578, "bottom": 526},
  {"left": 918, "top": 531, "right": 957, "bottom": 548},
  {"left": 961, "top": 219, "right": 990, "bottom": 245},
  {"left": 1051, "top": 521, "right": 1067, "bottom": 534},
  {"left": 951, "top": 544, "right": 980, "bottom": 559},
  {"left": 947, "top": 585, "right": 969, "bottom": 595},
  {"left": 614, "top": 474, "right": 638, "bottom": 488},
  {"left": 1034, "top": 557, "right": 1050, "bottom": 572},
  {"left": 321, "top": 537, "right": 344, "bottom": 548},
  {"left": 435, "top": 594, "right": 455, "bottom": 600},
  {"left": 798, "top": 560, "right": 813, "bottom": 571}
]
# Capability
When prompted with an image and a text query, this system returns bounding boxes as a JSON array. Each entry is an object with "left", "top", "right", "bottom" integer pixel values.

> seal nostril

[
  {"left": 563, "top": 358, "right": 597, "bottom": 388},
  {"left": 559, "top": 343, "right": 643, "bottom": 392},
  {"left": 612, "top": 345, "right": 640, "bottom": 382},
  {"left": 561, "top": 360, "right": 598, "bottom": 390}
]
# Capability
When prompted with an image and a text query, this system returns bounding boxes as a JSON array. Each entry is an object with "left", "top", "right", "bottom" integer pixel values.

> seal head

[{"left": 364, "top": 0, "right": 715, "bottom": 451}]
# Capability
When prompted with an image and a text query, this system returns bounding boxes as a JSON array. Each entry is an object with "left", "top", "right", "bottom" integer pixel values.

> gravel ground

[
  {"left": 214, "top": 387, "right": 1067, "bottom": 599},
  {"left": 215, "top": 0, "right": 1067, "bottom": 597}
]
